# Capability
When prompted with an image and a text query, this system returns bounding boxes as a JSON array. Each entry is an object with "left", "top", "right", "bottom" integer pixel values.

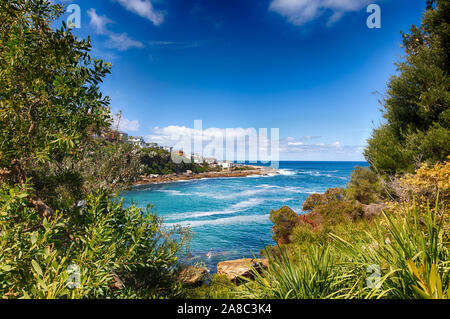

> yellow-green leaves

[
  {"left": 407, "top": 259, "right": 447, "bottom": 299},
  {"left": 31, "top": 260, "right": 43, "bottom": 277}
]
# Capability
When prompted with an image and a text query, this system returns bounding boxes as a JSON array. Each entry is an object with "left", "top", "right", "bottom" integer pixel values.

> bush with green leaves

[
  {"left": 243, "top": 200, "right": 449, "bottom": 299},
  {"left": 240, "top": 245, "right": 345, "bottom": 299},
  {"left": 345, "top": 166, "right": 382, "bottom": 204},
  {"left": 302, "top": 188, "right": 364, "bottom": 225},
  {"left": 183, "top": 274, "right": 237, "bottom": 299},
  {"left": 269, "top": 206, "right": 299, "bottom": 244},
  {"left": 364, "top": 1, "right": 450, "bottom": 174},
  {"left": 0, "top": 183, "right": 190, "bottom": 299},
  {"left": 0, "top": 0, "right": 112, "bottom": 188},
  {"left": 330, "top": 200, "right": 449, "bottom": 299}
]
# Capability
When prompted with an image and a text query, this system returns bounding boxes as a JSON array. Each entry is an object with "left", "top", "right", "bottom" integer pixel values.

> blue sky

[{"left": 58, "top": 0, "right": 426, "bottom": 161}]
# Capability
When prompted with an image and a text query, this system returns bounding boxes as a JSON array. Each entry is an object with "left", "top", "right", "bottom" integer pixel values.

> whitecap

[
  {"left": 230, "top": 198, "right": 266, "bottom": 210},
  {"left": 166, "top": 209, "right": 239, "bottom": 220},
  {"left": 166, "top": 214, "right": 270, "bottom": 228},
  {"left": 155, "top": 189, "right": 190, "bottom": 196},
  {"left": 276, "top": 169, "right": 297, "bottom": 176}
]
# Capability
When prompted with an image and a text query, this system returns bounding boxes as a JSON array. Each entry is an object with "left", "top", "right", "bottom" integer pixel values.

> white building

[
  {"left": 219, "top": 161, "right": 234, "bottom": 169},
  {"left": 128, "top": 136, "right": 146, "bottom": 148},
  {"left": 191, "top": 154, "right": 204, "bottom": 164},
  {"left": 204, "top": 157, "right": 217, "bottom": 165}
]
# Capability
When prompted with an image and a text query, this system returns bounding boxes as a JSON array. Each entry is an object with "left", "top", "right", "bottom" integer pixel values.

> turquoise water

[{"left": 121, "top": 161, "right": 368, "bottom": 272}]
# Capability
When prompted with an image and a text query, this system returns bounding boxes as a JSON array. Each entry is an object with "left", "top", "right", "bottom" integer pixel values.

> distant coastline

[{"left": 134, "top": 165, "right": 277, "bottom": 186}]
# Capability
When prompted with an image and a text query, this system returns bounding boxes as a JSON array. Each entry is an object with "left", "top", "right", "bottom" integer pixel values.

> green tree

[
  {"left": 0, "top": 0, "right": 112, "bottom": 205},
  {"left": 364, "top": 0, "right": 450, "bottom": 174},
  {"left": 0, "top": 1, "right": 191, "bottom": 299},
  {"left": 346, "top": 166, "right": 381, "bottom": 204}
]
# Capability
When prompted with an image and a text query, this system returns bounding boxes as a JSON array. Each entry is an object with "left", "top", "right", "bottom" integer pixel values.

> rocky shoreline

[{"left": 134, "top": 165, "right": 277, "bottom": 185}]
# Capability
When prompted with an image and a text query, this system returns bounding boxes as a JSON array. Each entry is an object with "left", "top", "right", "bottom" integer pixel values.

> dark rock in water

[
  {"left": 217, "top": 258, "right": 268, "bottom": 283},
  {"left": 178, "top": 266, "right": 209, "bottom": 285}
]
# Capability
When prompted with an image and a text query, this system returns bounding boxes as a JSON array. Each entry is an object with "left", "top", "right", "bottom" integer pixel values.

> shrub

[
  {"left": 184, "top": 274, "right": 237, "bottom": 299},
  {"left": 302, "top": 188, "right": 364, "bottom": 225},
  {"left": 243, "top": 200, "right": 449, "bottom": 299},
  {"left": 346, "top": 166, "right": 381, "bottom": 204},
  {"left": 0, "top": 183, "right": 190, "bottom": 299},
  {"left": 269, "top": 206, "right": 299, "bottom": 244},
  {"left": 331, "top": 200, "right": 449, "bottom": 299},
  {"left": 291, "top": 225, "right": 325, "bottom": 246},
  {"left": 0, "top": 0, "right": 112, "bottom": 185},
  {"left": 239, "top": 245, "right": 345, "bottom": 299},
  {"left": 392, "top": 157, "right": 450, "bottom": 206}
]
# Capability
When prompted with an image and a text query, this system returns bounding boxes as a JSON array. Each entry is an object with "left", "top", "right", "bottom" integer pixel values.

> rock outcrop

[
  {"left": 178, "top": 266, "right": 209, "bottom": 285},
  {"left": 217, "top": 258, "right": 268, "bottom": 283}
]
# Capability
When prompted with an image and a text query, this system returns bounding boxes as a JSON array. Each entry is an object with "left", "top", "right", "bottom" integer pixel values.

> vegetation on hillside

[
  {"left": 0, "top": 0, "right": 190, "bottom": 299},
  {"left": 187, "top": 0, "right": 449, "bottom": 300},
  {"left": 140, "top": 147, "right": 218, "bottom": 176},
  {"left": 364, "top": 0, "right": 450, "bottom": 174}
]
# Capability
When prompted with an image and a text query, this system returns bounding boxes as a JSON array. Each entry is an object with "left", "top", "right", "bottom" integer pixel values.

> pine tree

[{"left": 364, "top": 0, "right": 449, "bottom": 174}]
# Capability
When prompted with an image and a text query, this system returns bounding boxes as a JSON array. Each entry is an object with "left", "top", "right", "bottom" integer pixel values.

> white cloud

[
  {"left": 113, "top": 116, "right": 140, "bottom": 132},
  {"left": 88, "top": 8, "right": 144, "bottom": 51},
  {"left": 276, "top": 136, "right": 364, "bottom": 160},
  {"left": 87, "top": 8, "right": 113, "bottom": 35},
  {"left": 144, "top": 125, "right": 365, "bottom": 161},
  {"left": 105, "top": 32, "right": 145, "bottom": 51},
  {"left": 269, "top": 0, "right": 373, "bottom": 26},
  {"left": 147, "top": 126, "right": 258, "bottom": 144},
  {"left": 113, "top": 0, "right": 165, "bottom": 26},
  {"left": 288, "top": 141, "right": 304, "bottom": 146},
  {"left": 145, "top": 125, "right": 275, "bottom": 161}
]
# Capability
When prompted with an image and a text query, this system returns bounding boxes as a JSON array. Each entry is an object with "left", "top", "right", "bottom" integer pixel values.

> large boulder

[
  {"left": 217, "top": 258, "right": 268, "bottom": 283},
  {"left": 178, "top": 266, "right": 209, "bottom": 285}
]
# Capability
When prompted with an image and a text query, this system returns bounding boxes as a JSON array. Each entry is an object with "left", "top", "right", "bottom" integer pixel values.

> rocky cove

[{"left": 134, "top": 165, "right": 278, "bottom": 185}]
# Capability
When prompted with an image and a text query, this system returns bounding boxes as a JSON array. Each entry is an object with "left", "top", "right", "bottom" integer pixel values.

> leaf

[
  {"left": 412, "top": 285, "right": 431, "bottom": 299},
  {"left": 436, "top": 270, "right": 443, "bottom": 299},
  {"left": 0, "top": 265, "right": 13, "bottom": 272},
  {"left": 429, "top": 264, "right": 437, "bottom": 295},
  {"left": 30, "top": 232, "right": 37, "bottom": 245},
  {"left": 406, "top": 259, "right": 420, "bottom": 279},
  {"left": 31, "top": 260, "right": 43, "bottom": 277}
]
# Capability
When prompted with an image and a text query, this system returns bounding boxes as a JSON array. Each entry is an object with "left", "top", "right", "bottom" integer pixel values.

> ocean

[{"left": 120, "top": 161, "right": 368, "bottom": 272}]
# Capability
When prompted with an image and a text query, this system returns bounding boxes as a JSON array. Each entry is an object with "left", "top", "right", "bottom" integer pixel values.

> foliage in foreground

[
  {"left": 238, "top": 201, "right": 449, "bottom": 299},
  {"left": 0, "top": 183, "right": 190, "bottom": 299},
  {"left": 190, "top": 157, "right": 449, "bottom": 300},
  {"left": 364, "top": 0, "right": 449, "bottom": 174},
  {"left": 0, "top": 0, "right": 195, "bottom": 300}
]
